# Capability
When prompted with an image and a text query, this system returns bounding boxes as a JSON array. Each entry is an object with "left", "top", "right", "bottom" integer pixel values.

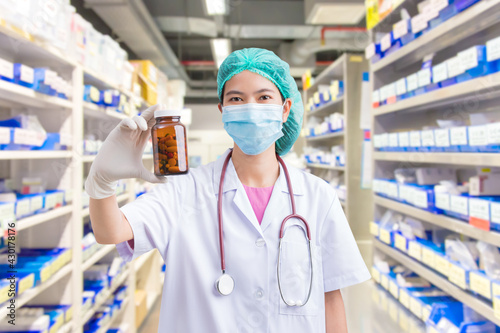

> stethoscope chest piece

[{"left": 216, "top": 273, "right": 234, "bottom": 296}]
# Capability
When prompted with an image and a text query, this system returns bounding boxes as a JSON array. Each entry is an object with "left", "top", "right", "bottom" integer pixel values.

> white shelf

[
  {"left": 373, "top": 71, "right": 500, "bottom": 116},
  {"left": 373, "top": 151, "right": 500, "bottom": 167},
  {"left": 82, "top": 193, "right": 129, "bottom": 218},
  {"left": 306, "top": 163, "right": 345, "bottom": 171},
  {"left": 57, "top": 322, "right": 73, "bottom": 333},
  {"left": 0, "top": 80, "right": 73, "bottom": 109},
  {"left": 133, "top": 250, "right": 157, "bottom": 272},
  {"left": 307, "top": 55, "right": 345, "bottom": 92},
  {"left": 100, "top": 297, "right": 130, "bottom": 332},
  {"left": 0, "top": 150, "right": 73, "bottom": 160},
  {"left": 82, "top": 245, "right": 116, "bottom": 271},
  {"left": 307, "top": 97, "right": 344, "bottom": 116},
  {"left": 84, "top": 68, "right": 132, "bottom": 99},
  {"left": 82, "top": 268, "right": 130, "bottom": 325},
  {"left": 305, "top": 131, "right": 344, "bottom": 142},
  {"left": 17, "top": 205, "right": 73, "bottom": 231},
  {"left": 374, "top": 240, "right": 500, "bottom": 327},
  {"left": 83, "top": 102, "right": 128, "bottom": 121},
  {"left": 0, "top": 264, "right": 72, "bottom": 318},
  {"left": 374, "top": 195, "right": 500, "bottom": 248},
  {"left": 372, "top": 0, "right": 500, "bottom": 73},
  {"left": 82, "top": 155, "right": 96, "bottom": 163},
  {"left": 0, "top": 23, "right": 77, "bottom": 69}
]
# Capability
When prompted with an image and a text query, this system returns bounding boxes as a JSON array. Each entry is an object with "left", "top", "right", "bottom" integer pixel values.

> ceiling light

[
  {"left": 204, "top": 0, "right": 227, "bottom": 16},
  {"left": 211, "top": 38, "right": 231, "bottom": 68},
  {"left": 305, "top": 1, "right": 365, "bottom": 25}
]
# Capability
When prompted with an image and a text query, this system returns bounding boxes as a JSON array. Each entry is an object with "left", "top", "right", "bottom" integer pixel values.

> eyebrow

[{"left": 225, "top": 88, "right": 276, "bottom": 96}]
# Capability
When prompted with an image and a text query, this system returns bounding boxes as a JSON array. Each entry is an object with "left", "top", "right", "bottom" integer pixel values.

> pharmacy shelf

[
  {"left": 83, "top": 102, "right": 128, "bottom": 121},
  {"left": 306, "top": 163, "right": 345, "bottom": 171},
  {"left": 0, "top": 80, "right": 73, "bottom": 109},
  {"left": 308, "top": 97, "right": 344, "bottom": 116},
  {"left": 84, "top": 69, "right": 132, "bottom": 99},
  {"left": 305, "top": 131, "right": 344, "bottom": 142},
  {"left": 0, "top": 150, "right": 73, "bottom": 160},
  {"left": 133, "top": 250, "right": 157, "bottom": 272},
  {"left": 0, "top": 23, "right": 77, "bottom": 69},
  {"left": 373, "top": 151, "right": 500, "bottom": 167},
  {"left": 82, "top": 245, "right": 116, "bottom": 271},
  {"left": 99, "top": 297, "right": 130, "bottom": 333},
  {"left": 372, "top": 0, "right": 500, "bottom": 73},
  {"left": 82, "top": 154, "right": 96, "bottom": 163},
  {"left": 82, "top": 268, "right": 130, "bottom": 326},
  {"left": 0, "top": 264, "right": 72, "bottom": 318},
  {"left": 374, "top": 239, "right": 500, "bottom": 327},
  {"left": 17, "top": 205, "right": 73, "bottom": 231},
  {"left": 82, "top": 193, "right": 129, "bottom": 218},
  {"left": 374, "top": 195, "right": 500, "bottom": 248},
  {"left": 58, "top": 322, "right": 74, "bottom": 333},
  {"left": 373, "top": 71, "right": 500, "bottom": 116},
  {"left": 307, "top": 56, "right": 345, "bottom": 93}
]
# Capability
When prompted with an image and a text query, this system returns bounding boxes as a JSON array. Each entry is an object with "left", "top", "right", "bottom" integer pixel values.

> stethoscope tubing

[{"left": 217, "top": 150, "right": 313, "bottom": 306}]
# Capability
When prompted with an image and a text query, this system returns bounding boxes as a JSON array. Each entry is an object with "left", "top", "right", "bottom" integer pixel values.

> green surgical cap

[{"left": 217, "top": 48, "right": 304, "bottom": 156}]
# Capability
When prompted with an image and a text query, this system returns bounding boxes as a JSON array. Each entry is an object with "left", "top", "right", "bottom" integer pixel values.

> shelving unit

[
  {"left": 303, "top": 53, "right": 373, "bottom": 249},
  {"left": 0, "top": 24, "right": 164, "bottom": 333},
  {"left": 374, "top": 240, "right": 500, "bottom": 327},
  {"left": 369, "top": 0, "right": 500, "bottom": 325}
]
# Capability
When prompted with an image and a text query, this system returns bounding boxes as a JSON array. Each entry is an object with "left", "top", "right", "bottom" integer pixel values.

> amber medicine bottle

[{"left": 152, "top": 109, "right": 188, "bottom": 176}]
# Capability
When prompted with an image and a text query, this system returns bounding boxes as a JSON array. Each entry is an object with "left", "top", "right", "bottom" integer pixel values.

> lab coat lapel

[
  {"left": 232, "top": 185, "right": 265, "bottom": 237},
  {"left": 260, "top": 162, "right": 304, "bottom": 233}
]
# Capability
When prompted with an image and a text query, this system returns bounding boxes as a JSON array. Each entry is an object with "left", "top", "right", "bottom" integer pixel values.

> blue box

[
  {"left": 83, "top": 85, "right": 101, "bottom": 104},
  {"left": 439, "top": 3, "right": 458, "bottom": 22},
  {"left": 455, "top": 0, "right": 481, "bottom": 12},
  {"left": 457, "top": 45, "right": 497, "bottom": 83},
  {"left": 13, "top": 63, "right": 34, "bottom": 88},
  {"left": 33, "top": 68, "right": 56, "bottom": 96},
  {"left": 444, "top": 193, "right": 470, "bottom": 221},
  {"left": 426, "top": 301, "right": 497, "bottom": 332}
]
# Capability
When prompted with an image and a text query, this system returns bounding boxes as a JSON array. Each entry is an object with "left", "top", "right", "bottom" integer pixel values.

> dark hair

[{"left": 220, "top": 84, "right": 286, "bottom": 105}]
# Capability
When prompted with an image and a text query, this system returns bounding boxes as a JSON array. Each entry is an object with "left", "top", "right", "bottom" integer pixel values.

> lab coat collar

[{"left": 212, "top": 149, "right": 304, "bottom": 196}]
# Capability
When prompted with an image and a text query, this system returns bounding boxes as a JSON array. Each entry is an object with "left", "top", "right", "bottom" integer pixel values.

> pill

[
  {"left": 166, "top": 146, "right": 176, "bottom": 153},
  {"left": 168, "top": 166, "right": 180, "bottom": 173},
  {"left": 159, "top": 154, "right": 168, "bottom": 160},
  {"left": 165, "top": 139, "right": 177, "bottom": 147},
  {"left": 165, "top": 135, "right": 173, "bottom": 140},
  {"left": 168, "top": 158, "right": 177, "bottom": 166}
]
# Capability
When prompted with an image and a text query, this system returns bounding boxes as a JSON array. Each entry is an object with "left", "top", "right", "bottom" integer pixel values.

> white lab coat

[{"left": 116, "top": 149, "right": 370, "bottom": 332}]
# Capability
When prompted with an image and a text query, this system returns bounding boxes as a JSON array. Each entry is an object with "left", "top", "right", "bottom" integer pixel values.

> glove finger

[
  {"left": 140, "top": 104, "right": 162, "bottom": 122},
  {"left": 121, "top": 118, "right": 137, "bottom": 130},
  {"left": 139, "top": 166, "right": 168, "bottom": 184},
  {"left": 133, "top": 115, "right": 148, "bottom": 131}
]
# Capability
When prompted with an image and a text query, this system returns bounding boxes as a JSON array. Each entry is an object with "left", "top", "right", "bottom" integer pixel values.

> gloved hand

[{"left": 85, "top": 104, "right": 166, "bottom": 199}]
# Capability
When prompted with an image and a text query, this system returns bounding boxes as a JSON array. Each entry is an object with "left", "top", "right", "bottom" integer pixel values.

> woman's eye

[
  {"left": 229, "top": 97, "right": 242, "bottom": 102},
  {"left": 259, "top": 95, "right": 271, "bottom": 100}
]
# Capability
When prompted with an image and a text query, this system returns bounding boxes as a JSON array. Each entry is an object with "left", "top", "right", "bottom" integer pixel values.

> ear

[
  {"left": 282, "top": 99, "right": 292, "bottom": 122},
  {"left": 218, "top": 103, "right": 223, "bottom": 114}
]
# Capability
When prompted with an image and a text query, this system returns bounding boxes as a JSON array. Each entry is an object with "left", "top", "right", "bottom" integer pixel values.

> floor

[{"left": 138, "top": 280, "right": 415, "bottom": 333}]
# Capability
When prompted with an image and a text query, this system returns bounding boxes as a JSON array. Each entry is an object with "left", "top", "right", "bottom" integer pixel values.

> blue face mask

[{"left": 221, "top": 102, "right": 285, "bottom": 155}]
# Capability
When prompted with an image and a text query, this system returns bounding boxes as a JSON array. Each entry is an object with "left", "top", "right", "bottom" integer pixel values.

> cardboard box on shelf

[
  {"left": 130, "top": 60, "right": 158, "bottom": 86},
  {"left": 135, "top": 289, "right": 147, "bottom": 328}
]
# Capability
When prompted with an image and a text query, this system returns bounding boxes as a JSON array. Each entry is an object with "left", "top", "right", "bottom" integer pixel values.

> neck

[{"left": 232, "top": 145, "right": 279, "bottom": 188}]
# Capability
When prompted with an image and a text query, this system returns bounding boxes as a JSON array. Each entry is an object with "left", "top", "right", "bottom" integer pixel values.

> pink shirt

[{"left": 242, "top": 184, "right": 274, "bottom": 225}]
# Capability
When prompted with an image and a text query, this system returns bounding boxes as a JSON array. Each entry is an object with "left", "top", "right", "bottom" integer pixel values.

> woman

[{"left": 86, "top": 48, "right": 370, "bottom": 332}]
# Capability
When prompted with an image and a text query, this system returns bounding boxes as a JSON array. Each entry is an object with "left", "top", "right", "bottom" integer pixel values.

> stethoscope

[{"left": 215, "top": 150, "right": 314, "bottom": 307}]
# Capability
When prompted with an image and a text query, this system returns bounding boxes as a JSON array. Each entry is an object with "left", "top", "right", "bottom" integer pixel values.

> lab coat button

[
  {"left": 255, "top": 289, "right": 264, "bottom": 299},
  {"left": 255, "top": 238, "right": 266, "bottom": 247}
]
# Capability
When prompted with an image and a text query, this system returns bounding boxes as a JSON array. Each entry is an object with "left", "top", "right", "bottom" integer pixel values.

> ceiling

[{"left": 78, "top": 0, "right": 368, "bottom": 101}]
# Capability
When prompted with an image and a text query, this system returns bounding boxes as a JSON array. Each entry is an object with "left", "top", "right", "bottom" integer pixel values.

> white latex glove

[{"left": 85, "top": 104, "right": 166, "bottom": 199}]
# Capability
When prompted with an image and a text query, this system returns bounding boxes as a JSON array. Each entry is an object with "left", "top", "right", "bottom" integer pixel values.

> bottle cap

[{"left": 154, "top": 104, "right": 182, "bottom": 118}]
